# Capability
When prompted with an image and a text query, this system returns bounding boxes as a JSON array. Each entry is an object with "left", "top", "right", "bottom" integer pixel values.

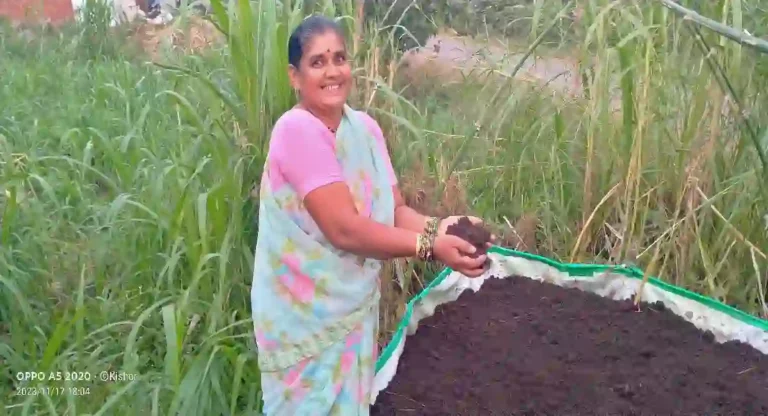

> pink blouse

[{"left": 266, "top": 108, "right": 398, "bottom": 198}]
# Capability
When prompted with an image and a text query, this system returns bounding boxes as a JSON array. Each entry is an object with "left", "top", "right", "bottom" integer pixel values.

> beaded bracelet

[
  {"left": 416, "top": 233, "right": 433, "bottom": 261},
  {"left": 425, "top": 216, "right": 439, "bottom": 240},
  {"left": 416, "top": 217, "right": 440, "bottom": 262}
]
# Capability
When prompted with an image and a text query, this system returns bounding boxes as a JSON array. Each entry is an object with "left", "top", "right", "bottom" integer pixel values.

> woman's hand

[
  {"left": 438, "top": 216, "right": 496, "bottom": 247},
  {"left": 432, "top": 235, "right": 488, "bottom": 278}
]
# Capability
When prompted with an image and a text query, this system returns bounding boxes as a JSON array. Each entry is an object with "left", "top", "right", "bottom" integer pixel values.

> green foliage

[
  {"left": 78, "top": 0, "right": 123, "bottom": 60},
  {"left": 1, "top": 20, "right": 262, "bottom": 416},
  {"left": 2, "top": 1, "right": 768, "bottom": 414}
]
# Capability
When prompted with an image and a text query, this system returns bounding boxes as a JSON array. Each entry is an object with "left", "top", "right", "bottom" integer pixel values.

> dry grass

[
  {"left": 398, "top": 161, "right": 469, "bottom": 218},
  {"left": 377, "top": 259, "right": 409, "bottom": 349},
  {"left": 128, "top": 16, "right": 222, "bottom": 60}
]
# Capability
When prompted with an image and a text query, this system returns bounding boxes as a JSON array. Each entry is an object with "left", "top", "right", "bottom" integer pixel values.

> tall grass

[
  {"left": 0, "top": 18, "right": 263, "bottom": 415},
  {"left": 1, "top": 0, "right": 767, "bottom": 414},
  {"left": 350, "top": 0, "right": 768, "bottom": 321},
  {"left": 379, "top": 1, "right": 768, "bottom": 315}
]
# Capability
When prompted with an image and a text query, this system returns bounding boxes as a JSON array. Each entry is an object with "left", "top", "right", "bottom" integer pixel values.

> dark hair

[{"left": 288, "top": 15, "right": 345, "bottom": 68}]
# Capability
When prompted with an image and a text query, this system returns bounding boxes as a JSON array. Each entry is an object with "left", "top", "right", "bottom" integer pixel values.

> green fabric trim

[{"left": 375, "top": 246, "right": 768, "bottom": 373}]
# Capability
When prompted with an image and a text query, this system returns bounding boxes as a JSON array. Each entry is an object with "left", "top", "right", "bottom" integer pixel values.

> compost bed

[{"left": 373, "top": 217, "right": 768, "bottom": 416}]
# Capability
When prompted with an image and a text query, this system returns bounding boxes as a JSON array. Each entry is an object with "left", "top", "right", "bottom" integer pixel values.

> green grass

[
  {"left": 379, "top": 0, "right": 768, "bottom": 312},
  {"left": 1, "top": 14, "right": 263, "bottom": 414},
  {"left": 2, "top": 0, "right": 767, "bottom": 414}
]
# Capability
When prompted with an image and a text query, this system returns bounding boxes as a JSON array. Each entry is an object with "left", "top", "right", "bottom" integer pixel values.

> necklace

[{"left": 300, "top": 105, "right": 339, "bottom": 133}]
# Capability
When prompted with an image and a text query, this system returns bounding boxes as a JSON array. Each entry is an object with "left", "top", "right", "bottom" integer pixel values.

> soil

[
  {"left": 371, "top": 276, "right": 768, "bottom": 416},
  {"left": 445, "top": 216, "right": 492, "bottom": 258}
]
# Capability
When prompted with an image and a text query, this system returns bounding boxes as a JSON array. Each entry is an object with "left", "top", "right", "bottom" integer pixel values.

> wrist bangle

[
  {"left": 424, "top": 217, "right": 439, "bottom": 262},
  {"left": 425, "top": 217, "right": 439, "bottom": 239},
  {"left": 416, "top": 232, "right": 434, "bottom": 261}
]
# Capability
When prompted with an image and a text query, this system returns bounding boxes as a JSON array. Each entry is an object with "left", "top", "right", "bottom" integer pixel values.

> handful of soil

[{"left": 445, "top": 216, "right": 493, "bottom": 259}]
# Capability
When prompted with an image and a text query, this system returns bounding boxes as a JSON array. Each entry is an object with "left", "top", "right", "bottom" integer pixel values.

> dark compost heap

[{"left": 372, "top": 218, "right": 768, "bottom": 415}]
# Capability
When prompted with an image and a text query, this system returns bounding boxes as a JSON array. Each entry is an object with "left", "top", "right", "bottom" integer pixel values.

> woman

[{"left": 251, "top": 15, "right": 492, "bottom": 415}]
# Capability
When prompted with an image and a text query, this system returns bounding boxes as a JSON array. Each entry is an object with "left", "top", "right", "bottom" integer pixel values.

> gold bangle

[
  {"left": 416, "top": 233, "right": 422, "bottom": 258},
  {"left": 416, "top": 232, "right": 433, "bottom": 261},
  {"left": 423, "top": 217, "right": 439, "bottom": 262},
  {"left": 425, "top": 217, "right": 439, "bottom": 239}
]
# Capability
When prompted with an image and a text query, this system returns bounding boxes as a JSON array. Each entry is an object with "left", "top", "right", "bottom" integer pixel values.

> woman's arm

[
  {"left": 270, "top": 112, "right": 426, "bottom": 261},
  {"left": 304, "top": 182, "right": 420, "bottom": 260},
  {"left": 267, "top": 112, "right": 486, "bottom": 273},
  {"left": 392, "top": 186, "right": 432, "bottom": 233},
  {"left": 392, "top": 185, "right": 495, "bottom": 244},
  {"left": 304, "top": 182, "right": 488, "bottom": 277}
]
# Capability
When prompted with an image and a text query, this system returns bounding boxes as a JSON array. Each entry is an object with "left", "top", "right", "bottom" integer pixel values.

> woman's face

[{"left": 289, "top": 30, "right": 352, "bottom": 112}]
